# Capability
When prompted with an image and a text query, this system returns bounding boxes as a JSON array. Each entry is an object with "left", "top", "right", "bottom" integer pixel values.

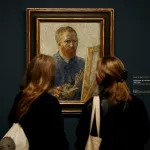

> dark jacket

[
  {"left": 8, "top": 92, "right": 69, "bottom": 150},
  {"left": 75, "top": 94, "right": 150, "bottom": 150}
]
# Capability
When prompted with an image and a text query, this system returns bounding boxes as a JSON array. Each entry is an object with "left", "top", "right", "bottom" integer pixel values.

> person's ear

[
  {"left": 58, "top": 41, "right": 62, "bottom": 46},
  {"left": 58, "top": 42, "right": 61, "bottom": 47}
]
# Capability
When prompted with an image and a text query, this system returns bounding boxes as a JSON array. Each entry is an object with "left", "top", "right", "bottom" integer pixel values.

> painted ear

[{"left": 58, "top": 42, "right": 61, "bottom": 46}]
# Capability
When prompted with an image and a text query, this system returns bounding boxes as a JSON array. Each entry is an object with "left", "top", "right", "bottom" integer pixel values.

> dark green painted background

[{"left": 0, "top": 0, "right": 150, "bottom": 150}]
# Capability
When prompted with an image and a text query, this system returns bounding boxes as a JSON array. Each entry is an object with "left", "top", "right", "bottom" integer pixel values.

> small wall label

[{"left": 132, "top": 76, "right": 150, "bottom": 94}]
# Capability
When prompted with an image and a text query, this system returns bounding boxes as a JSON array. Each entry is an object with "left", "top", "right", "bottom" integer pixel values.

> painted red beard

[{"left": 62, "top": 48, "right": 76, "bottom": 59}]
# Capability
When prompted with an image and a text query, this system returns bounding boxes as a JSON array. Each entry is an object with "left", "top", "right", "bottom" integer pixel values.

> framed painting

[{"left": 26, "top": 8, "right": 114, "bottom": 115}]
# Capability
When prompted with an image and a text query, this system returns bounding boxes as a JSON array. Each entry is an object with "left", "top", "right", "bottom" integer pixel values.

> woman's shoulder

[
  {"left": 83, "top": 96, "right": 96, "bottom": 112},
  {"left": 128, "top": 94, "right": 147, "bottom": 110},
  {"left": 85, "top": 96, "right": 101, "bottom": 106},
  {"left": 31, "top": 93, "right": 61, "bottom": 113},
  {"left": 130, "top": 94, "right": 143, "bottom": 104},
  {"left": 36, "top": 93, "right": 59, "bottom": 105},
  {"left": 13, "top": 91, "right": 23, "bottom": 104},
  {"left": 85, "top": 96, "right": 93, "bottom": 105}
]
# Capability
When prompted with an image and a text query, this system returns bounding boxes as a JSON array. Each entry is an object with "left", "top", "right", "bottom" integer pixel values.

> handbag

[
  {"left": 0, "top": 123, "right": 29, "bottom": 150},
  {"left": 85, "top": 96, "right": 102, "bottom": 150}
]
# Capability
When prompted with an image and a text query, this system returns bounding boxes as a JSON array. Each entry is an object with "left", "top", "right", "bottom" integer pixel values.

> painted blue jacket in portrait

[{"left": 53, "top": 52, "right": 85, "bottom": 100}]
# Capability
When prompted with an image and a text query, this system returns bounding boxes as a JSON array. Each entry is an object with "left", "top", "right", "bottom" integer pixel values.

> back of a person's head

[
  {"left": 23, "top": 54, "right": 56, "bottom": 91},
  {"left": 96, "top": 56, "right": 131, "bottom": 104},
  {"left": 17, "top": 54, "right": 56, "bottom": 120}
]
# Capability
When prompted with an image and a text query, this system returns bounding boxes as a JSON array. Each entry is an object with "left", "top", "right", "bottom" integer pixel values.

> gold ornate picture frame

[{"left": 26, "top": 8, "right": 114, "bottom": 115}]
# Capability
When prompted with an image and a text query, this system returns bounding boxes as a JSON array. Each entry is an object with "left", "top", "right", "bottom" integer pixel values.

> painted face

[{"left": 58, "top": 31, "right": 78, "bottom": 59}]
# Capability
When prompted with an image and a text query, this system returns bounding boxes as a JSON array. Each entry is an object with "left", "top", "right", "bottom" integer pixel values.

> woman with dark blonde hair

[
  {"left": 8, "top": 54, "right": 69, "bottom": 150},
  {"left": 76, "top": 56, "right": 150, "bottom": 150}
]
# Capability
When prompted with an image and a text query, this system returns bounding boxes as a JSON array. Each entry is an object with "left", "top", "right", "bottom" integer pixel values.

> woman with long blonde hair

[
  {"left": 8, "top": 54, "right": 69, "bottom": 150},
  {"left": 76, "top": 56, "right": 150, "bottom": 150}
]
